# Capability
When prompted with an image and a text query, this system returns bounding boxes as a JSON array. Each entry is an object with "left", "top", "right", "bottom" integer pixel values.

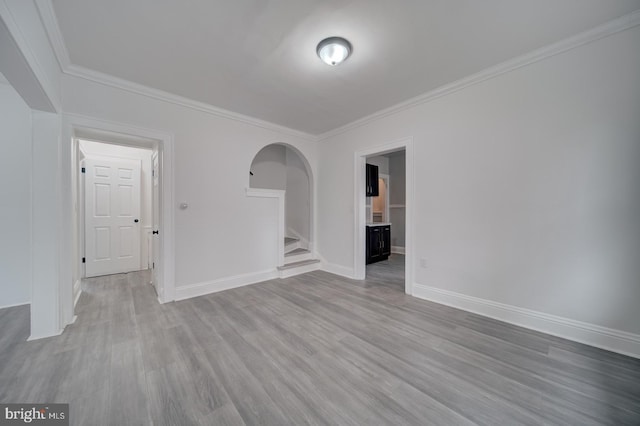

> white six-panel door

[{"left": 85, "top": 156, "right": 142, "bottom": 277}]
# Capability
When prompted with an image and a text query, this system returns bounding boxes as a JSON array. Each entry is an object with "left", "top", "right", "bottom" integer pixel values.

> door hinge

[
  {"left": 81, "top": 167, "right": 85, "bottom": 173},
  {"left": 82, "top": 257, "right": 85, "bottom": 263},
  {"left": 152, "top": 262, "right": 155, "bottom": 269}
]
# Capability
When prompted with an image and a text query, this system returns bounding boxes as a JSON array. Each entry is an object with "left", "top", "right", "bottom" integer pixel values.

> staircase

[{"left": 278, "top": 237, "right": 320, "bottom": 278}]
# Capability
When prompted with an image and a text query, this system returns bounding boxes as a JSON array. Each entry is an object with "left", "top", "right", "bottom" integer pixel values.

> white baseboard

[
  {"left": 28, "top": 328, "right": 64, "bottom": 341},
  {"left": 412, "top": 283, "right": 640, "bottom": 359},
  {"left": 0, "top": 301, "right": 30, "bottom": 310},
  {"left": 174, "top": 269, "right": 279, "bottom": 301},
  {"left": 321, "top": 262, "right": 356, "bottom": 279},
  {"left": 391, "top": 246, "right": 405, "bottom": 254},
  {"left": 73, "top": 279, "right": 82, "bottom": 308}
]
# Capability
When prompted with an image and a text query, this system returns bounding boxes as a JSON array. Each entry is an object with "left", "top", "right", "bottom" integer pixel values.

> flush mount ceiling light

[{"left": 316, "top": 37, "right": 352, "bottom": 66}]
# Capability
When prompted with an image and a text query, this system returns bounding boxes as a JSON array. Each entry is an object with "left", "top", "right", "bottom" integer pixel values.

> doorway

[
  {"left": 354, "top": 138, "right": 414, "bottom": 295},
  {"left": 364, "top": 152, "right": 406, "bottom": 291},
  {"left": 248, "top": 143, "right": 316, "bottom": 270},
  {"left": 61, "top": 115, "right": 175, "bottom": 330}
]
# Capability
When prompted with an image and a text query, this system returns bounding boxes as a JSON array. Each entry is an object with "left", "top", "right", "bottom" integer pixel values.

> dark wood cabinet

[
  {"left": 366, "top": 224, "right": 391, "bottom": 264},
  {"left": 381, "top": 225, "right": 391, "bottom": 257},
  {"left": 366, "top": 163, "right": 379, "bottom": 197}
]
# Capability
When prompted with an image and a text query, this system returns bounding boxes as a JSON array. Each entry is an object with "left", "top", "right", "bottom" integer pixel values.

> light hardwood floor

[{"left": 1, "top": 256, "right": 639, "bottom": 425}]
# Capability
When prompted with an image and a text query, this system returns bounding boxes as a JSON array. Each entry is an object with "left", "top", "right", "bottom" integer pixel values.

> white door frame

[
  {"left": 354, "top": 137, "right": 414, "bottom": 295},
  {"left": 60, "top": 113, "right": 176, "bottom": 327}
]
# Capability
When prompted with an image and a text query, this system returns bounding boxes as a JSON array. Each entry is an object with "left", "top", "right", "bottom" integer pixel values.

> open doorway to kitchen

[
  {"left": 364, "top": 151, "right": 406, "bottom": 292},
  {"left": 354, "top": 138, "right": 414, "bottom": 295}
]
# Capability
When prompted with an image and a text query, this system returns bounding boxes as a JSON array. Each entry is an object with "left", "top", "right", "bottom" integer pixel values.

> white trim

[
  {"left": 245, "top": 188, "right": 286, "bottom": 267},
  {"left": 391, "top": 246, "right": 405, "bottom": 255},
  {"left": 318, "top": 9, "right": 640, "bottom": 140},
  {"left": 354, "top": 138, "right": 414, "bottom": 295},
  {"left": 60, "top": 113, "right": 176, "bottom": 328},
  {"left": 175, "top": 269, "right": 278, "bottom": 301},
  {"left": 0, "top": 301, "right": 30, "bottom": 310},
  {"left": 65, "top": 65, "right": 317, "bottom": 141},
  {"left": 34, "top": 1, "right": 640, "bottom": 139},
  {"left": 413, "top": 283, "right": 640, "bottom": 359},
  {"left": 35, "top": 0, "right": 316, "bottom": 141},
  {"left": 34, "top": 0, "right": 70, "bottom": 70},
  {"left": 321, "top": 261, "right": 356, "bottom": 279},
  {"left": 73, "top": 279, "right": 81, "bottom": 308}
]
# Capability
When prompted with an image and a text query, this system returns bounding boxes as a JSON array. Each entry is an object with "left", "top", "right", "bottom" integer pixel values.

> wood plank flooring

[{"left": 1, "top": 255, "right": 640, "bottom": 425}]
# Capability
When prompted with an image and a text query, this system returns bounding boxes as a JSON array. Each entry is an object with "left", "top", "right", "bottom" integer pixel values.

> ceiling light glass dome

[{"left": 316, "top": 37, "right": 352, "bottom": 66}]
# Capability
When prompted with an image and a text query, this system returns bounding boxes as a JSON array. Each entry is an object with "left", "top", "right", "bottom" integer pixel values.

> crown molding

[
  {"left": 64, "top": 64, "right": 318, "bottom": 141},
  {"left": 35, "top": 0, "right": 70, "bottom": 71},
  {"left": 317, "top": 9, "right": 640, "bottom": 141},
  {"left": 33, "top": 0, "right": 640, "bottom": 142},
  {"left": 34, "top": 1, "right": 316, "bottom": 142}
]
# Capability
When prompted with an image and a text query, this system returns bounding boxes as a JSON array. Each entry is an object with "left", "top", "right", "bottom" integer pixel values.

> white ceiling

[{"left": 51, "top": 0, "right": 640, "bottom": 135}]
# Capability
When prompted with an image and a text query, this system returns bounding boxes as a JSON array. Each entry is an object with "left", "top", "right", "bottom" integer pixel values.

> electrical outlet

[{"left": 420, "top": 258, "right": 427, "bottom": 268}]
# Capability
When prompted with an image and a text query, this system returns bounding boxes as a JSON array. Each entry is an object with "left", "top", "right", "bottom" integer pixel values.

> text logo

[{"left": 1, "top": 404, "right": 68, "bottom": 425}]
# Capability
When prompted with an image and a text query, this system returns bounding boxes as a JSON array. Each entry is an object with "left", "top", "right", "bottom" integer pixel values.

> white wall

[
  {"left": 0, "top": 80, "right": 32, "bottom": 308},
  {"left": 31, "top": 109, "right": 63, "bottom": 338},
  {"left": 285, "top": 147, "right": 311, "bottom": 244},
  {"left": 78, "top": 140, "right": 153, "bottom": 272},
  {"left": 388, "top": 151, "right": 406, "bottom": 248},
  {"left": 318, "top": 25, "right": 640, "bottom": 337},
  {"left": 250, "top": 144, "right": 286, "bottom": 190},
  {"left": 62, "top": 74, "right": 317, "bottom": 291},
  {"left": 1, "top": 0, "right": 65, "bottom": 338}
]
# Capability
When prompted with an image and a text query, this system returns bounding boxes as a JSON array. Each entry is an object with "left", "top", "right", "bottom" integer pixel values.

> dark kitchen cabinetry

[
  {"left": 366, "top": 163, "right": 379, "bottom": 197},
  {"left": 366, "top": 224, "right": 391, "bottom": 264}
]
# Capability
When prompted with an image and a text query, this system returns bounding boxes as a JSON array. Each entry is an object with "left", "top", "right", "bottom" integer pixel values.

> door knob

[
  {"left": 134, "top": 219, "right": 139, "bottom": 223},
  {"left": 152, "top": 230, "right": 159, "bottom": 235}
]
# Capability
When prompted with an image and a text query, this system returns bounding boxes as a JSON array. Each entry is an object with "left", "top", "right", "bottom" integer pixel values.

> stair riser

[
  {"left": 279, "top": 262, "right": 321, "bottom": 278},
  {"left": 284, "top": 241, "right": 301, "bottom": 254},
  {"left": 284, "top": 252, "right": 313, "bottom": 264}
]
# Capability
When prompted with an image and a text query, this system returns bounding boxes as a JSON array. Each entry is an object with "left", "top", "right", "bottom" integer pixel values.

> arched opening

[{"left": 248, "top": 143, "right": 317, "bottom": 276}]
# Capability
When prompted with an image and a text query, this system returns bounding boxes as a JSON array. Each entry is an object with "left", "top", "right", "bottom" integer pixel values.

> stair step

[
  {"left": 277, "top": 259, "right": 320, "bottom": 271},
  {"left": 284, "top": 237, "right": 299, "bottom": 246},
  {"left": 285, "top": 248, "right": 309, "bottom": 257},
  {"left": 284, "top": 248, "right": 312, "bottom": 263}
]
